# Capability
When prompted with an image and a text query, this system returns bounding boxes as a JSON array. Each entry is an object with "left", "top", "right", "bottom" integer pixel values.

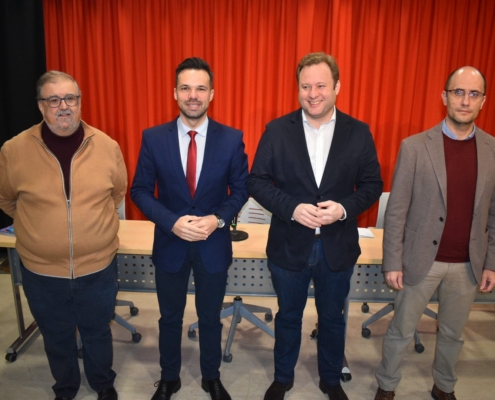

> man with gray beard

[{"left": 0, "top": 71, "right": 127, "bottom": 400}]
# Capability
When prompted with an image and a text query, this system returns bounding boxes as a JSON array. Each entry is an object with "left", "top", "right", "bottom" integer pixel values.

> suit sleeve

[
  {"left": 0, "top": 143, "right": 17, "bottom": 218},
  {"left": 214, "top": 132, "right": 249, "bottom": 223},
  {"left": 248, "top": 127, "right": 301, "bottom": 225},
  {"left": 483, "top": 180, "right": 495, "bottom": 272},
  {"left": 382, "top": 141, "right": 415, "bottom": 272},
  {"left": 130, "top": 132, "right": 181, "bottom": 235},
  {"left": 338, "top": 128, "right": 383, "bottom": 220}
]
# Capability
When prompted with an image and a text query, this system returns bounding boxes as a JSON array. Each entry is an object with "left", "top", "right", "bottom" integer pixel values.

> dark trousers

[
  {"left": 268, "top": 238, "right": 354, "bottom": 386},
  {"left": 21, "top": 257, "right": 118, "bottom": 398},
  {"left": 155, "top": 242, "right": 228, "bottom": 381}
]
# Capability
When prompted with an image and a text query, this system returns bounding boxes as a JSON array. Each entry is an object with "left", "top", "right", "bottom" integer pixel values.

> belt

[{"left": 315, "top": 234, "right": 321, "bottom": 239}]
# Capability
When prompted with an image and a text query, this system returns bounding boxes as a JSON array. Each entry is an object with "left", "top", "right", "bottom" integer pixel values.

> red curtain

[{"left": 43, "top": 0, "right": 495, "bottom": 224}]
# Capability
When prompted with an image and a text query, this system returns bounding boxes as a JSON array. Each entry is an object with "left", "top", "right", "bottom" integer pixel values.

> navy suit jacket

[
  {"left": 248, "top": 109, "right": 383, "bottom": 272},
  {"left": 131, "top": 117, "right": 249, "bottom": 273}
]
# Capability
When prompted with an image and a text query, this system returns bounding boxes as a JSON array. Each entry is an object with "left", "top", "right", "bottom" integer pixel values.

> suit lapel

[
  {"left": 474, "top": 131, "right": 491, "bottom": 210},
  {"left": 165, "top": 120, "right": 191, "bottom": 199},
  {"left": 286, "top": 110, "right": 318, "bottom": 188},
  {"left": 194, "top": 118, "right": 219, "bottom": 198},
  {"left": 319, "top": 109, "right": 350, "bottom": 189},
  {"left": 425, "top": 125, "right": 447, "bottom": 206}
]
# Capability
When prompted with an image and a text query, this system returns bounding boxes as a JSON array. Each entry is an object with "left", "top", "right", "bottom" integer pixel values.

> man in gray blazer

[{"left": 374, "top": 66, "right": 495, "bottom": 400}]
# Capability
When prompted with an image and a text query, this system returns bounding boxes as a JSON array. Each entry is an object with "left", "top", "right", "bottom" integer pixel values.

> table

[{"left": 1, "top": 222, "right": 383, "bottom": 376}]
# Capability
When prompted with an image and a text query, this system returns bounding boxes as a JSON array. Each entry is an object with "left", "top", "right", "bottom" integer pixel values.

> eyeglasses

[
  {"left": 446, "top": 89, "right": 485, "bottom": 99},
  {"left": 39, "top": 95, "right": 81, "bottom": 108}
]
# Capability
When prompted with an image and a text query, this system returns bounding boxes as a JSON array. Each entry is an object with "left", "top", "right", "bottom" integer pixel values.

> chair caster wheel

[
  {"left": 414, "top": 343, "right": 425, "bottom": 353},
  {"left": 187, "top": 329, "right": 196, "bottom": 338},
  {"left": 223, "top": 353, "right": 233, "bottom": 362},
  {"left": 5, "top": 352, "right": 17, "bottom": 362},
  {"left": 361, "top": 303, "right": 370, "bottom": 313},
  {"left": 265, "top": 312, "right": 273, "bottom": 322},
  {"left": 310, "top": 329, "right": 318, "bottom": 339},
  {"left": 132, "top": 332, "right": 142, "bottom": 343},
  {"left": 341, "top": 372, "right": 352, "bottom": 382},
  {"left": 361, "top": 328, "right": 371, "bottom": 338},
  {"left": 130, "top": 307, "right": 139, "bottom": 316}
]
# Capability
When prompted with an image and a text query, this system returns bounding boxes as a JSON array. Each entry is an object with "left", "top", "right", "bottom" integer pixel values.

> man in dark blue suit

[
  {"left": 248, "top": 52, "right": 382, "bottom": 400},
  {"left": 131, "top": 57, "right": 248, "bottom": 400}
]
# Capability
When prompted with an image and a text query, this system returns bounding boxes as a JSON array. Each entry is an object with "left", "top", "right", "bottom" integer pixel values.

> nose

[{"left": 59, "top": 99, "right": 70, "bottom": 109}]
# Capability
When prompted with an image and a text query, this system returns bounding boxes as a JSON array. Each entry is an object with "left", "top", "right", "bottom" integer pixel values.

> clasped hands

[
  {"left": 172, "top": 215, "right": 218, "bottom": 242},
  {"left": 293, "top": 200, "right": 344, "bottom": 229}
]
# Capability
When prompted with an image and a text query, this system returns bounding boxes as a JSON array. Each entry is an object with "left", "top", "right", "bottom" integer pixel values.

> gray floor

[{"left": 0, "top": 274, "right": 494, "bottom": 400}]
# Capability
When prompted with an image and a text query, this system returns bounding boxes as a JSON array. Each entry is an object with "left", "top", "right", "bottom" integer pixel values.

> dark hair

[
  {"left": 36, "top": 70, "right": 81, "bottom": 100},
  {"left": 444, "top": 67, "right": 486, "bottom": 93},
  {"left": 175, "top": 57, "right": 214, "bottom": 88},
  {"left": 296, "top": 52, "right": 339, "bottom": 88}
]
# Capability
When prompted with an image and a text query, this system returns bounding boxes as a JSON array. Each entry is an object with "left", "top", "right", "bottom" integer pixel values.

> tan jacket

[
  {"left": 0, "top": 121, "right": 128, "bottom": 278},
  {"left": 383, "top": 123, "right": 495, "bottom": 285}
]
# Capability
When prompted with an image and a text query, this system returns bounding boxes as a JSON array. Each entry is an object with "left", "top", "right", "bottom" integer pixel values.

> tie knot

[{"left": 188, "top": 130, "right": 197, "bottom": 139}]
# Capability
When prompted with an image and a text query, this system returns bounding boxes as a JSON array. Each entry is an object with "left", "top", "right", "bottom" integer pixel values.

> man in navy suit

[
  {"left": 248, "top": 52, "right": 382, "bottom": 400},
  {"left": 131, "top": 57, "right": 248, "bottom": 400}
]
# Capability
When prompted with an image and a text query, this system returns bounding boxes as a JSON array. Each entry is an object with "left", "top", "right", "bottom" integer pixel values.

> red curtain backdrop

[{"left": 43, "top": 0, "right": 495, "bottom": 224}]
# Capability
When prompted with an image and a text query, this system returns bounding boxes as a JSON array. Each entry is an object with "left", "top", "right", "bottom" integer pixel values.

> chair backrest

[
  {"left": 375, "top": 192, "right": 390, "bottom": 228},
  {"left": 117, "top": 198, "right": 126, "bottom": 220},
  {"left": 237, "top": 197, "right": 272, "bottom": 224}
]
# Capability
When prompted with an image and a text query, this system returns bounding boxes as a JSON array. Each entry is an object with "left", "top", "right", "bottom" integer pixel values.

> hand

[
  {"left": 293, "top": 203, "right": 322, "bottom": 229},
  {"left": 190, "top": 215, "right": 218, "bottom": 237},
  {"left": 317, "top": 200, "right": 344, "bottom": 225},
  {"left": 172, "top": 215, "right": 208, "bottom": 242},
  {"left": 384, "top": 271, "right": 404, "bottom": 290},
  {"left": 480, "top": 269, "right": 495, "bottom": 293}
]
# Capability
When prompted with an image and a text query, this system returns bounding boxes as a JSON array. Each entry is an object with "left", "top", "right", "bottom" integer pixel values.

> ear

[
  {"left": 335, "top": 80, "right": 341, "bottom": 95},
  {"left": 37, "top": 101, "right": 44, "bottom": 115},
  {"left": 174, "top": 88, "right": 178, "bottom": 100},
  {"left": 209, "top": 88, "right": 214, "bottom": 101},
  {"left": 441, "top": 91, "right": 448, "bottom": 106},
  {"left": 480, "top": 95, "right": 486, "bottom": 110}
]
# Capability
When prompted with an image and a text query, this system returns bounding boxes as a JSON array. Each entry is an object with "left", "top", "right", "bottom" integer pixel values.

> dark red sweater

[
  {"left": 41, "top": 122, "right": 84, "bottom": 198},
  {"left": 435, "top": 134, "right": 477, "bottom": 263}
]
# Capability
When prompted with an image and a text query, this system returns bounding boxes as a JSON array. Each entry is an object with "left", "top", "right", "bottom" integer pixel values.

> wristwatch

[{"left": 214, "top": 213, "right": 225, "bottom": 229}]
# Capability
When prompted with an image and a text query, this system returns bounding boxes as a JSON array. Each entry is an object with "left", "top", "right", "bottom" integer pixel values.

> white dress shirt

[{"left": 178, "top": 117, "right": 208, "bottom": 186}]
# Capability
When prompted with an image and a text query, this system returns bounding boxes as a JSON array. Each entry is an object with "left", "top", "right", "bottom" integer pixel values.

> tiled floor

[{"left": 0, "top": 273, "right": 494, "bottom": 400}]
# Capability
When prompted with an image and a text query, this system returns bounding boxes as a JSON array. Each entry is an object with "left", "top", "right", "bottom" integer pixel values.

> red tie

[{"left": 186, "top": 130, "right": 197, "bottom": 197}]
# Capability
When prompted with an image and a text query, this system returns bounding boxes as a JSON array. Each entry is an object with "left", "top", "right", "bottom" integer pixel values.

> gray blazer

[{"left": 383, "top": 122, "right": 495, "bottom": 285}]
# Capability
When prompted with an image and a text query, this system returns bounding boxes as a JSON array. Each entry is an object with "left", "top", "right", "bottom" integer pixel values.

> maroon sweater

[
  {"left": 41, "top": 122, "right": 84, "bottom": 198},
  {"left": 435, "top": 134, "right": 477, "bottom": 263}
]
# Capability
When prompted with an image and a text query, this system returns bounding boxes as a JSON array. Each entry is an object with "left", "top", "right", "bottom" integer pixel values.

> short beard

[{"left": 46, "top": 118, "right": 80, "bottom": 137}]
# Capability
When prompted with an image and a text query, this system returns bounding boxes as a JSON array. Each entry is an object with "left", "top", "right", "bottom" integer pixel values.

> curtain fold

[{"left": 43, "top": 0, "right": 495, "bottom": 224}]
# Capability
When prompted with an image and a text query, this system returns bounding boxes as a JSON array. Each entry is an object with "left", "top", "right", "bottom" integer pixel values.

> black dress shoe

[
  {"left": 54, "top": 397, "right": 73, "bottom": 400},
  {"left": 97, "top": 387, "right": 118, "bottom": 400},
  {"left": 151, "top": 379, "right": 181, "bottom": 400},
  {"left": 201, "top": 378, "right": 231, "bottom": 400},
  {"left": 319, "top": 381, "right": 348, "bottom": 400},
  {"left": 263, "top": 381, "right": 294, "bottom": 400}
]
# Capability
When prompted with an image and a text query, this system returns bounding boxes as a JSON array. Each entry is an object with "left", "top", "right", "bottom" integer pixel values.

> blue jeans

[
  {"left": 21, "top": 257, "right": 118, "bottom": 398},
  {"left": 155, "top": 242, "right": 228, "bottom": 381},
  {"left": 268, "top": 238, "right": 354, "bottom": 386}
]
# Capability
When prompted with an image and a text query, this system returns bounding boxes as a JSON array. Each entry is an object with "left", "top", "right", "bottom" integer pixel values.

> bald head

[{"left": 445, "top": 66, "right": 486, "bottom": 94}]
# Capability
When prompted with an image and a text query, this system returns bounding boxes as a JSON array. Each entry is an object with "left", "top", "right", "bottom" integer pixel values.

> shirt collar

[
  {"left": 302, "top": 107, "right": 337, "bottom": 129},
  {"left": 442, "top": 119, "right": 476, "bottom": 140},
  {"left": 178, "top": 116, "right": 209, "bottom": 137}
]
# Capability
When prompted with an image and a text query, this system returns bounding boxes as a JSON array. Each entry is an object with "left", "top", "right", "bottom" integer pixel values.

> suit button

[
  {"left": 192, "top": 206, "right": 196, "bottom": 209},
  {"left": 439, "top": 217, "right": 444, "bottom": 222},
  {"left": 317, "top": 195, "right": 322, "bottom": 200},
  {"left": 433, "top": 240, "right": 438, "bottom": 245}
]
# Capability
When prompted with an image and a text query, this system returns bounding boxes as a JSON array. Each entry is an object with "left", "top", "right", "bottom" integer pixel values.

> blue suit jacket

[
  {"left": 248, "top": 109, "right": 383, "bottom": 272},
  {"left": 131, "top": 117, "right": 249, "bottom": 273}
]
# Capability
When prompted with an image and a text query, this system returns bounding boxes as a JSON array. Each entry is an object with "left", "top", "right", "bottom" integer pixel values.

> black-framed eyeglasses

[
  {"left": 38, "top": 95, "right": 81, "bottom": 108},
  {"left": 446, "top": 89, "right": 484, "bottom": 99}
]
